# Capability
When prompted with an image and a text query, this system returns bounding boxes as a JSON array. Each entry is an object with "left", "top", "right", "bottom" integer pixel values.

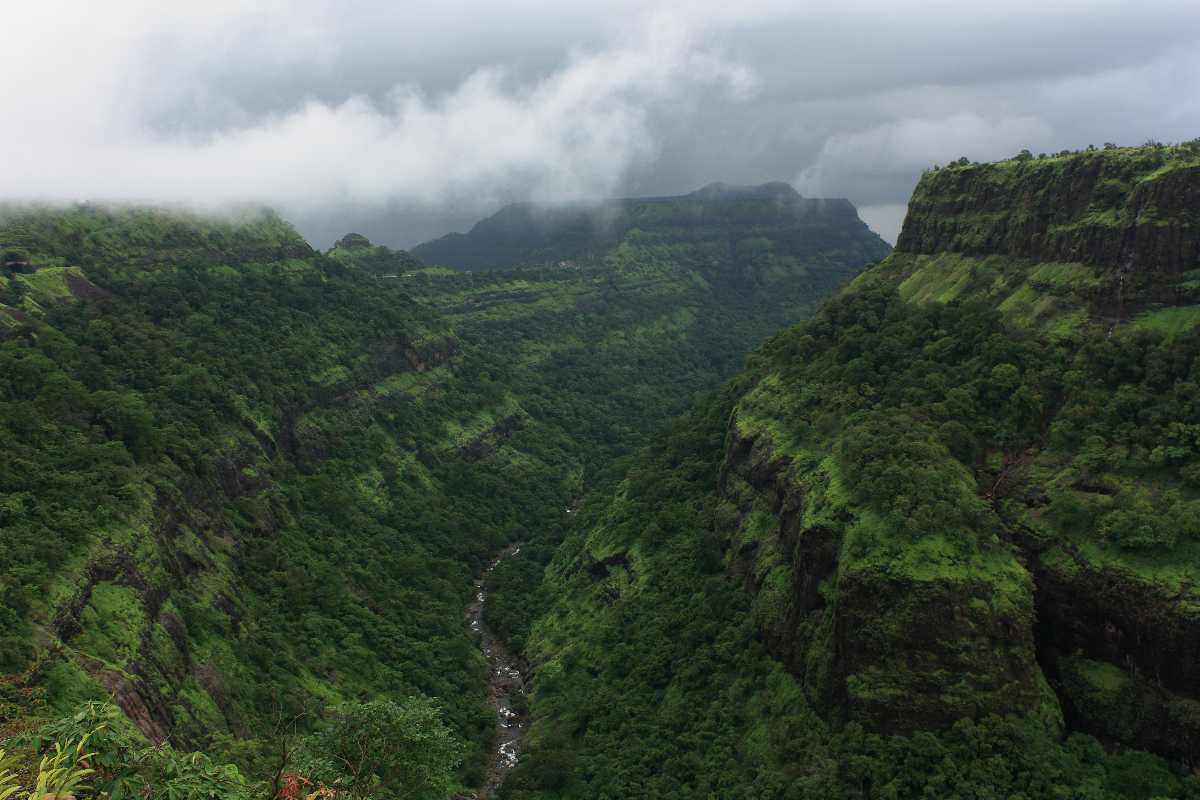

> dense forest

[
  {"left": 4, "top": 141, "right": 1200, "bottom": 799},
  {"left": 0, "top": 187, "right": 886, "bottom": 797},
  {"left": 500, "top": 142, "right": 1200, "bottom": 799}
]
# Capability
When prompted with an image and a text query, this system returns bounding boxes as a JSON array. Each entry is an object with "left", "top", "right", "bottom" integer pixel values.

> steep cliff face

[
  {"left": 898, "top": 150, "right": 1200, "bottom": 273},
  {"left": 717, "top": 143, "right": 1200, "bottom": 758},
  {"left": 719, "top": 393, "right": 1048, "bottom": 735},
  {"left": 897, "top": 148, "right": 1200, "bottom": 320}
]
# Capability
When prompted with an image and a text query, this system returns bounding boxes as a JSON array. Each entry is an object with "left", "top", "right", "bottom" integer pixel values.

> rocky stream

[{"left": 464, "top": 544, "right": 528, "bottom": 799}]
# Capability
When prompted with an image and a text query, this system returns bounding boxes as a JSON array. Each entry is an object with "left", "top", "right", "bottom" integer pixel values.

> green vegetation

[
  {"left": 292, "top": 698, "right": 461, "bottom": 800},
  {"left": 3, "top": 703, "right": 254, "bottom": 800},
  {"left": 412, "top": 182, "right": 888, "bottom": 273},
  {"left": 0, "top": 700, "right": 459, "bottom": 800},
  {"left": 507, "top": 385, "right": 1198, "bottom": 798},
  {"left": 8, "top": 143, "right": 1200, "bottom": 798},
  {"left": 401, "top": 186, "right": 886, "bottom": 476},
  {"left": 0, "top": 204, "right": 529, "bottom": 788},
  {"left": 505, "top": 144, "right": 1200, "bottom": 797},
  {"left": 1130, "top": 306, "right": 1200, "bottom": 338},
  {"left": 0, "top": 194, "right": 885, "bottom": 796}
]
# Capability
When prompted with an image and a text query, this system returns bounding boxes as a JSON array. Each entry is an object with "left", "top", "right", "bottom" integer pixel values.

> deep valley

[{"left": 3, "top": 142, "right": 1200, "bottom": 800}]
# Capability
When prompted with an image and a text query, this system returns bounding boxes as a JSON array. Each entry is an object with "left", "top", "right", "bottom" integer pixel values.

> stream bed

[{"left": 465, "top": 544, "right": 528, "bottom": 799}]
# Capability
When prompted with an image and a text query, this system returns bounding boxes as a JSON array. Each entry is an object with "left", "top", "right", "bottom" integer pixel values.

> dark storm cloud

[{"left": 4, "top": 1, "right": 1199, "bottom": 246}]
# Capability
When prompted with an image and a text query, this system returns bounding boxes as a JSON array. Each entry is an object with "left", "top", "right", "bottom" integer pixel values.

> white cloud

[
  {"left": 1, "top": 4, "right": 755, "bottom": 217},
  {"left": 858, "top": 204, "right": 909, "bottom": 247},
  {"left": 796, "top": 113, "right": 1054, "bottom": 203},
  {"left": 2, "top": 0, "right": 1199, "bottom": 247}
]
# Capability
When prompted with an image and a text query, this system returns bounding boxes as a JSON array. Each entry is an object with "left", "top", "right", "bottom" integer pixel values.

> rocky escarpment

[
  {"left": 717, "top": 143, "right": 1200, "bottom": 764},
  {"left": 29, "top": 436, "right": 273, "bottom": 747},
  {"left": 719, "top": 424, "right": 1045, "bottom": 734},
  {"left": 898, "top": 148, "right": 1200, "bottom": 281},
  {"left": 1030, "top": 540, "right": 1200, "bottom": 765}
]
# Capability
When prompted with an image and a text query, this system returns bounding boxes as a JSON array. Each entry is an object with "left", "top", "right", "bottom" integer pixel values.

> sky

[{"left": 4, "top": 0, "right": 1199, "bottom": 247}]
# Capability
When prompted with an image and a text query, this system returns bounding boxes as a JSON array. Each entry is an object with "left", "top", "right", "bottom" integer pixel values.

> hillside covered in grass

[
  {"left": 503, "top": 141, "right": 1200, "bottom": 799},
  {"left": 0, "top": 192, "right": 886, "bottom": 795}
]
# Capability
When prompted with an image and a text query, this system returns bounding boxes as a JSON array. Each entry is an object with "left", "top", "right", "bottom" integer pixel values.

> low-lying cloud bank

[
  {"left": 4, "top": 1, "right": 1199, "bottom": 246},
  {"left": 5, "top": 6, "right": 750, "bottom": 213}
]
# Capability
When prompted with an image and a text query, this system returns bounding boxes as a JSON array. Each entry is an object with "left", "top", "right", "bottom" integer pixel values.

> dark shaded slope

[{"left": 411, "top": 182, "right": 889, "bottom": 272}]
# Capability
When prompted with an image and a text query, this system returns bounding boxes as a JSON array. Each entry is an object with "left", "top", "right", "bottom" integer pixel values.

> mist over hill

[
  {"left": 0, "top": 188, "right": 887, "bottom": 796},
  {"left": 5, "top": 1, "right": 1200, "bottom": 797},
  {"left": 412, "top": 182, "right": 886, "bottom": 272}
]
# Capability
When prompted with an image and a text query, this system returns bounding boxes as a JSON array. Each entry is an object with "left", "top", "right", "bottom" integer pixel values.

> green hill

[
  {"left": 411, "top": 182, "right": 889, "bottom": 273},
  {"left": 505, "top": 142, "right": 1200, "bottom": 799},
  {"left": 0, "top": 195, "right": 884, "bottom": 794},
  {"left": 10, "top": 142, "right": 1200, "bottom": 799}
]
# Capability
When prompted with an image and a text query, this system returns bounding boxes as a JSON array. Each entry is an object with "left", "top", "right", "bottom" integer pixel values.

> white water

[{"left": 463, "top": 545, "right": 528, "bottom": 799}]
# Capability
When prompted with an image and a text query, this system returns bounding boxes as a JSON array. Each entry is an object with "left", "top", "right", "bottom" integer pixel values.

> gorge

[{"left": 3, "top": 143, "right": 1200, "bottom": 800}]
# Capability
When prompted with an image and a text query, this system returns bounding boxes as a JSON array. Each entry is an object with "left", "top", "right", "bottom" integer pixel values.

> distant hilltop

[{"left": 412, "top": 182, "right": 882, "bottom": 271}]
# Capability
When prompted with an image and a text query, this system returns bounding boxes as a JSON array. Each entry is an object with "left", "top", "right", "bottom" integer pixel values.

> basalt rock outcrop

[
  {"left": 898, "top": 152, "right": 1200, "bottom": 275},
  {"left": 719, "top": 423, "right": 1046, "bottom": 734},
  {"left": 719, "top": 143, "right": 1200, "bottom": 762}
]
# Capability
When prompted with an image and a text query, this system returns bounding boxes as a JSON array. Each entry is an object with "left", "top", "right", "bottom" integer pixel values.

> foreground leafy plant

[
  {"left": 9, "top": 703, "right": 255, "bottom": 800},
  {"left": 0, "top": 749, "right": 21, "bottom": 800},
  {"left": 294, "top": 698, "right": 461, "bottom": 800},
  {"left": 31, "top": 736, "right": 95, "bottom": 800}
]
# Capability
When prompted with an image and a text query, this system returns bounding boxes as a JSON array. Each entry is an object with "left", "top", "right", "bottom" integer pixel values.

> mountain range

[{"left": 3, "top": 146, "right": 1200, "bottom": 800}]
